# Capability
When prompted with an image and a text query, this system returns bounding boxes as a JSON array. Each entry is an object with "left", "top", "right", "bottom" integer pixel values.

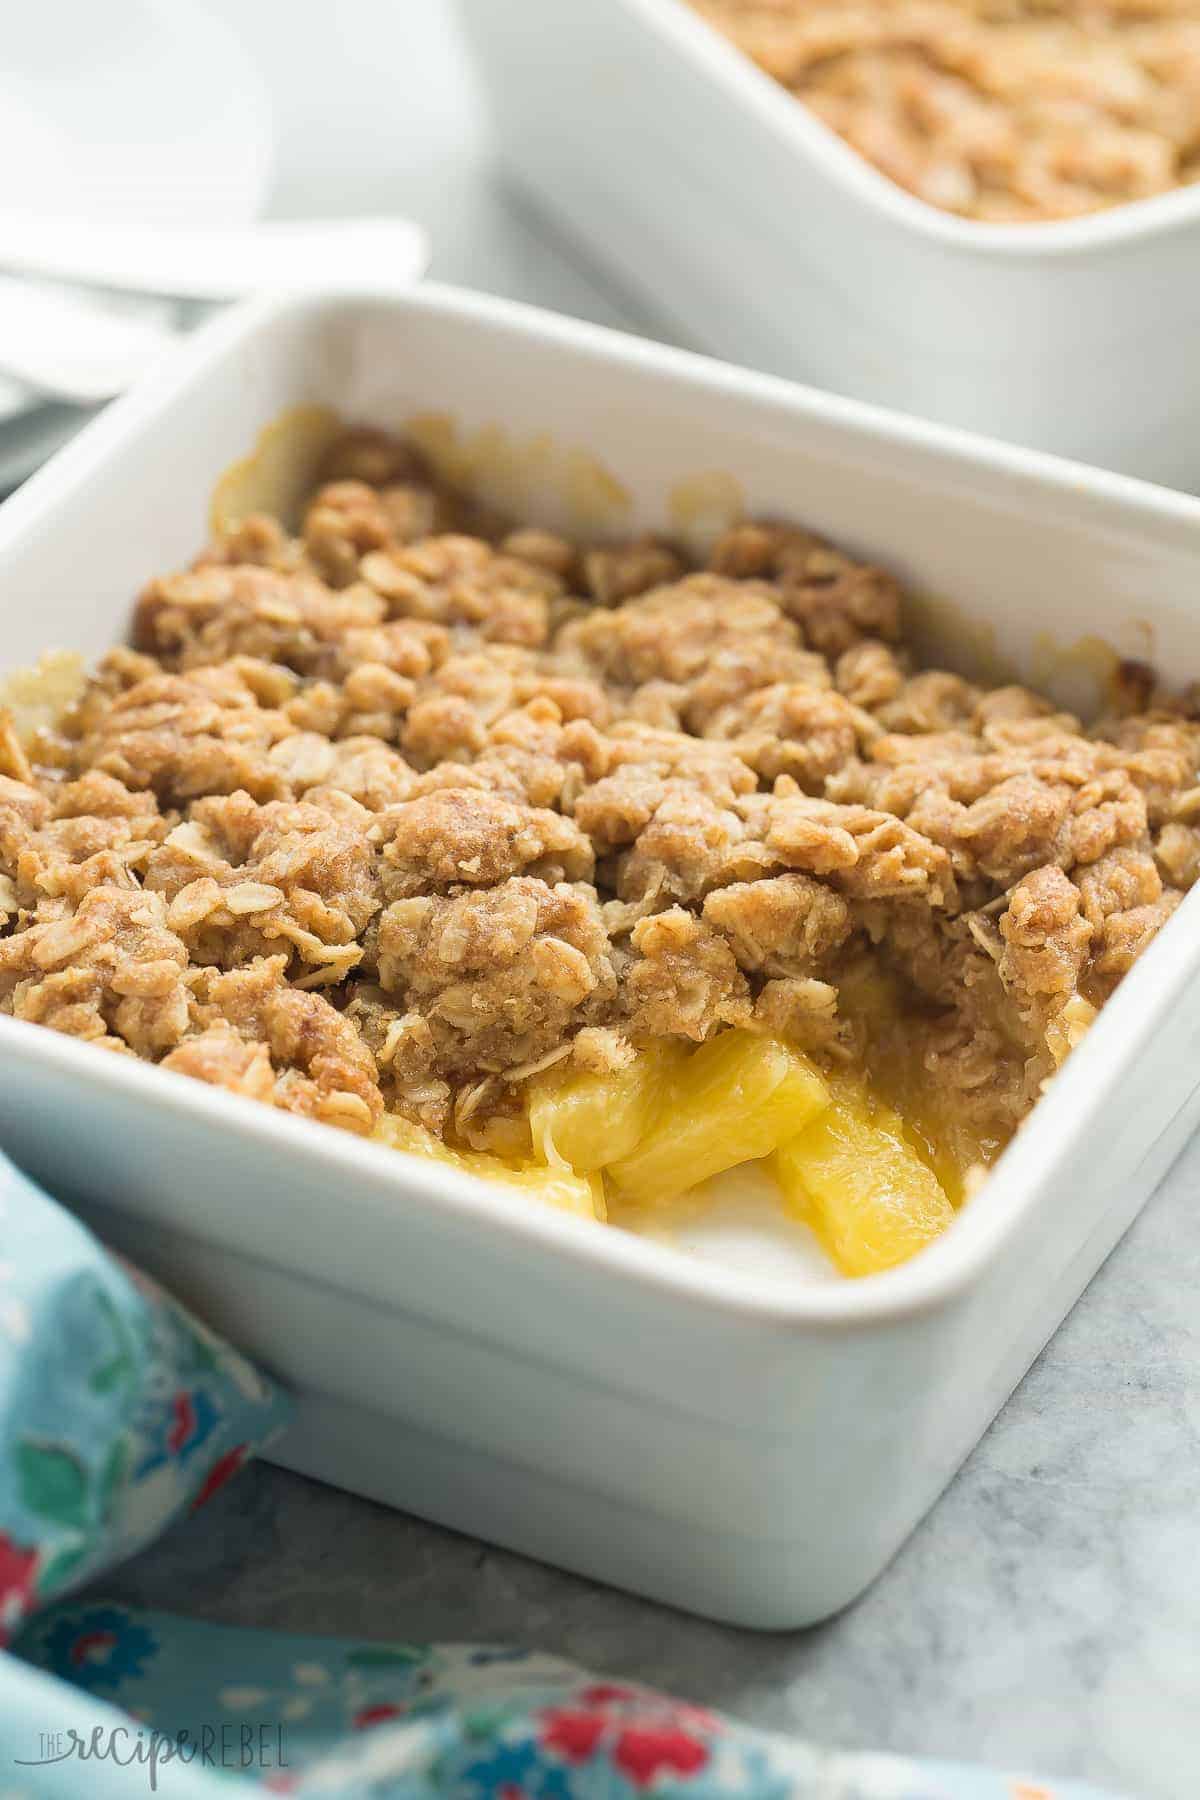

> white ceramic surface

[
  {"left": 4, "top": 286, "right": 1200, "bottom": 1628},
  {"left": 456, "top": 0, "right": 1200, "bottom": 491}
]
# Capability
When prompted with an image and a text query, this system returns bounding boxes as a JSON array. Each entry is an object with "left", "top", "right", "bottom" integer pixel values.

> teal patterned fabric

[
  {"left": 0, "top": 1150, "right": 1122, "bottom": 1798},
  {"left": 0, "top": 1152, "right": 290, "bottom": 1641},
  {"left": 12, "top": 1609, "right": 1121, "bottom": 1800}
]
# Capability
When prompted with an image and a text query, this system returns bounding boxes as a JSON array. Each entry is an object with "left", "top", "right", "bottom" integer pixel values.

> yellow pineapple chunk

[
  {"left": 772, "top": 1079, "right": 953, "bottom": 1277},
  {"left": 528, "top": 1041, "right": 686, "bottom": 1173},
  {"left": 375, "top": 1114, "right": 603, "bottom": 1221},
  {"left": 608, "top": 1030, "right": 829, "bottom": 1205}
]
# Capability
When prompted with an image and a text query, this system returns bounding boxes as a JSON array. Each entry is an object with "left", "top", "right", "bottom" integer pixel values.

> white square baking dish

[
  {"left": 456, "top": 0, "right": 1200, "bottom": 491},
  {"left": 4, "top": 284, "right": 1200, "bottom": 1630}
]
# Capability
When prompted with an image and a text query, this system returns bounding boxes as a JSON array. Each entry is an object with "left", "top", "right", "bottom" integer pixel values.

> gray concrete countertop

[{"left": 82, "top": 7, "right": 1200, "bottom": 1798}]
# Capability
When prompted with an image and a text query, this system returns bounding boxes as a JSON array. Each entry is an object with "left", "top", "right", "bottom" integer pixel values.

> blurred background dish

[
  {"left": 455, "top": 0, "right": 1200, "bottom": 491},
  {"left": 683, "top": 0, "right": 1200, "bottom": 225}
]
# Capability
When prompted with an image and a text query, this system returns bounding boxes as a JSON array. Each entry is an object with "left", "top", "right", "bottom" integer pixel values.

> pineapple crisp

[
  {"left": 688, "top": 0, "right": 1200, "bottom": 223},
  {"left": 3, "top": 424, "right": 1198, "bottom": 1274}
]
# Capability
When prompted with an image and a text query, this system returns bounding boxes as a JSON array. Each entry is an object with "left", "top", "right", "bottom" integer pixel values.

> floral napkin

[
  {"left": 0, "top": 1149, "right": 1120, "bottom": 1799},
  {"left": 0, "top": 1152, "right": 289, "bottom": 1639}
]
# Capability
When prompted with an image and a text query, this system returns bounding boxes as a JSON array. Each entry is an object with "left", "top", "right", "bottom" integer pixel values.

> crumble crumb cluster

[
  {"left": 2, "top": 423, "right": 1198, "bottom": 1168},
  {"left": 688, "top": 1, "right": 1200, "bottom": 222}
]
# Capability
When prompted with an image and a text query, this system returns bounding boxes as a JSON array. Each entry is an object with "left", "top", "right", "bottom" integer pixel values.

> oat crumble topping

[
  {"left": 2, "top": 423, "right": 1198, "bottom": 1199},
  {"left": 688, "top": 0, "right": 1200, "bottom": 221}
]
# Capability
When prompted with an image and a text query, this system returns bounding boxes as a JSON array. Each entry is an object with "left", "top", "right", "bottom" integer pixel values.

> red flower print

[
  {"left": 353, "top": 1704, "right": 405, "bottom": 1730},
  {"left": 168, "top": 1391, "right": 197, "bottom": 1455},
  {"left": 579, "top": 1683, "right": 636, "bottom": 1706},
  {"left": 70, "top": 1629, "right": 118, "bottom": 1668},
  {"left": 541, "top": 1691, "right": 716, "bottom": 1785},
  {"left": 539, "top": 1707, "right": 608, "bottom": 1763},
  {"left": 613, "top": 1723, "right": 710, "bottom": 1787},
  {"left": 190, "top": 1443, "right": 249, "bottom": 1509},
  {"left": 0, "top": 1533, "right": 39, "bottom": 1643}
]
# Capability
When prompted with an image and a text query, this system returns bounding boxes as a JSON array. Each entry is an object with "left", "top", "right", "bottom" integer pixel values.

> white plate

[
  {"left": 0, "top": 0, "right": 272, "bottom": 228},
  {"left": 0, "top": 0, "right": 272, "bottom": 489}
]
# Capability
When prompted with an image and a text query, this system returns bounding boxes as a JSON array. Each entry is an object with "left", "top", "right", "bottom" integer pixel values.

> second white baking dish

[
  {"left": 4, "top": 285, "right": 1200, "bottom": 1628},
  {"left": 457, "top": 0, "right": 1200, "bottom": 491}
]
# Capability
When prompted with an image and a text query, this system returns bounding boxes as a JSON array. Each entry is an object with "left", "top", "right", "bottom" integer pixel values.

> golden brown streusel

[
  {"left": 4, "top": 423, "right": 1199, "bottom": 1170},
  {"left": 688, "top": 0, "right": 1200, "bottom": 222}
]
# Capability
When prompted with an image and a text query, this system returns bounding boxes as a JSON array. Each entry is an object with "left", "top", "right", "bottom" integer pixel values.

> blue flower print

[
  {"left": 42, "top": 1606, "right": 158, "bottom": 1692},
  {"left": 454, "top": 1733, "right": 573, "bottom": 1799}
]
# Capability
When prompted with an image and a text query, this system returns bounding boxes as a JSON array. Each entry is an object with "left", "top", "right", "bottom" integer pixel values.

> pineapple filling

[{"left": 373, "top": 1016, "right": 990, "bottom": 1280}]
